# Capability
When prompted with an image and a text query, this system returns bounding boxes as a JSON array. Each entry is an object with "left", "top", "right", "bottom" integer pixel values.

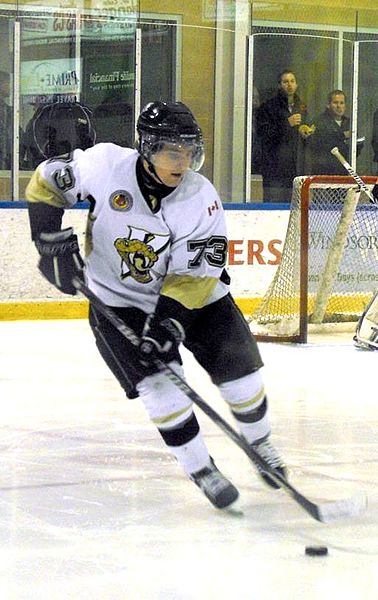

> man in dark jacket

[
  {"left": 0, "top": 71, "right": 12, "bottom": 170},
  {"left": 372, "top": 108, "right": 378, "bottom": 174},
  {"left": 256, "top": 69, "right": 313, "bottom": 203},
  {"left": 308, "top": 90, "right": 363, "bottom": 175}
]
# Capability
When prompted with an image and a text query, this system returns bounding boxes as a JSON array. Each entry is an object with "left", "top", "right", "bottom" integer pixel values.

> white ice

[{"left": 0, "top": 319, "right": 378, "bottom": 600}]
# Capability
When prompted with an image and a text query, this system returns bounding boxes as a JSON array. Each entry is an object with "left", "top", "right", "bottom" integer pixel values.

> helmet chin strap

[
  {"left": 145, "top": 159, "right": 166, "bottom": 185},
  {"left": 143, "top": 157, "right": 180, "bottom": 188},
  {"left": 139, "top": 157, "right": 175, "bottom": 193}
]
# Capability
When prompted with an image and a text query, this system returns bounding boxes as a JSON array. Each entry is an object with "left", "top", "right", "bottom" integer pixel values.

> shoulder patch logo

[
  {"left": 109, "top": 190, "right": 133, "bottom": 211},
  {"left": 114, "top": 225, "right": 170, "bottom": 283}
]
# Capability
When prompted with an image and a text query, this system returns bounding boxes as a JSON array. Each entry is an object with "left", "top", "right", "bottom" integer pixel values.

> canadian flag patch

[{"left": 207, "top": 201, "right": 219, "bottom": 216}]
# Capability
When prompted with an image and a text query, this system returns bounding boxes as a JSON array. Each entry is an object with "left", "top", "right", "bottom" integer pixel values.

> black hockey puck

[{"left": 305, "top": 545, "right": 328, "bottom": 556}]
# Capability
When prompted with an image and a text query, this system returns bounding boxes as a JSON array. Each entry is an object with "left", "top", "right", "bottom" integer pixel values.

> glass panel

[
  {"left": 0, "top": 11, "right": 14, "bottom": 200},
  {"left": 356, "top": 38, "right": 378, "bottom": 177},
  {"left": 177, "top": 22, "right": 217, "bottom": 184},
  {"left": 140, "top": 18, "right": 176, "bottom": 107},
  {"left": 356, "top": 9, "right": 378, "bottom": 176},
  {"left": 1, "top": 3, "right": 238, "bottom": 203},
  {"left": 80, "top": 14, "right": 136, "bottom": 148},
  {"left": 20, "top": 11, "right": 82, "bottom": 176},
  {"left": 250, "top": 27, "right": 354, "bottom": 203},
  {"left": 2, "top": 1, "right": 378, "bottom": 206},
  {"left": 138, "top": 1, "right": 235, "bottom": 199},
  {"left": 19, "top": 9, "right": 137, "bottom": 172}
]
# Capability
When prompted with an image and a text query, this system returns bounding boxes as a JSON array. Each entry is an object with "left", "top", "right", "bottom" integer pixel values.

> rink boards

[{"left": 1, "top": 203, "right": 376, "bottom": 319}]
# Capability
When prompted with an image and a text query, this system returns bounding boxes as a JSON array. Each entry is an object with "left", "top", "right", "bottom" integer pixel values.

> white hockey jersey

[{"left": 26, "top": 143, "right": 230, "bottom": 314}]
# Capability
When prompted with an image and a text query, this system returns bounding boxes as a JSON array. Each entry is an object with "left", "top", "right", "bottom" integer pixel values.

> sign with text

[
  {"left": 226, "top": 207, "right": 378, "bottom": 300},
  {"left": 84, "top": 54, "right": 134, "bottom": 108},
  {"left": 226, "top": 210, "right": 289, "bottom": 298},
  {"left": 21, "top": 11, "right": 136, "bottom": 45},
  {"left": 21, "top": 58, "right": 80, "bottom": 99}
]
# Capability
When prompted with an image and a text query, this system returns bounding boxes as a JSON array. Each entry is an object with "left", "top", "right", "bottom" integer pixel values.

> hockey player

[{"left": 26, "top": 100, "right": 286, "bottom": 510}]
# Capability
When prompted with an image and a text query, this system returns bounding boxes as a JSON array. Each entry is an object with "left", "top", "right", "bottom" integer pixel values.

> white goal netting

[{"left": 248, "top": 176, "right": 378, "bottom": 342}]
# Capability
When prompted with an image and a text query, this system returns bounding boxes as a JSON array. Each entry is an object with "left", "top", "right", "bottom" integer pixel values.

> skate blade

[{"left": 221, "top": 497, "right": 244, "bottom": 516}]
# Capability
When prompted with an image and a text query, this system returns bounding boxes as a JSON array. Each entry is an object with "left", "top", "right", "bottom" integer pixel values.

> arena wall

[{"left": 0, "top": 204, "right": 290, "bottom": 320}]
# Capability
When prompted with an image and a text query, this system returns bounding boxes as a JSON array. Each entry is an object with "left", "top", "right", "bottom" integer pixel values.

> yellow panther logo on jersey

[{"left": 114, "top": 226, "right": 170, "bottom": 283}]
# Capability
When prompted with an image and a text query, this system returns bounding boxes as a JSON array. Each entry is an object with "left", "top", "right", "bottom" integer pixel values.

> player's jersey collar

[{"left": 136, "top": 156, "right": 177, "bottom": 214}]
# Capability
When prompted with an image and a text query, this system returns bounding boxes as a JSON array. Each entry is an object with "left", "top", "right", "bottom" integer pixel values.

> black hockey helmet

[
  {"left": 32, "top": 101, "right": 96, "bottom": 160},
  {"left": 136, "top": 100, "right": 204, "bottom": 171}
]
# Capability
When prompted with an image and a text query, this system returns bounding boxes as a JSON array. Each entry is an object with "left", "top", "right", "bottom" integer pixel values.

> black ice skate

[
  {"left": 250, "top": 436, "right": 287, "bottom": 489},
  {"left": 190, "top": 458, "right": 239, "bottom": 509}
]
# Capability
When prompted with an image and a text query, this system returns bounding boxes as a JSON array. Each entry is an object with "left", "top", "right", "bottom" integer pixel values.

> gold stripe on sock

[
  {"left": 230, "top": 388, "right": 265, "bottom": 412},
  {"left": 152, "top": 405, "right": 192, "bottom": 426}
]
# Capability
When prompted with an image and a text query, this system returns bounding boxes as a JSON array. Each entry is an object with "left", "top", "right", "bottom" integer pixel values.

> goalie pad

[{"left": 354, "top": 290, "right": 378, "bottom": 350}]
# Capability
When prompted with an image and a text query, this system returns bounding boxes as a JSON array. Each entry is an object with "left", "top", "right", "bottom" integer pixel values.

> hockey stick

[
  {"left": 330, "top": 147, "right": 378, "bottom": 204},
  {"left": 73, "top": 277, "right": 367, "bottom": 523}
]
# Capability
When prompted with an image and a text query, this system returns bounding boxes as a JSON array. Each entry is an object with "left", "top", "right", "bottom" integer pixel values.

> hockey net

[{"left": 249, "top": 175, "right": 378, "bottom": 342}]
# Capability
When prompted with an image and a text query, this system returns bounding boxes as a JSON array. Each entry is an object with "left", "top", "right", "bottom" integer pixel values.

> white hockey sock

[
  {"left": 235, "top": 410, "right": 270, "bottom": 445},
  {"left": 169, "top": 431, "right": 211, "bottom": 476},
  {"left": 219, "top": 370, "right": 271, "bottom": 444},
  {"left": 136, "top": 365, "right": 211, "bottom": 476}
]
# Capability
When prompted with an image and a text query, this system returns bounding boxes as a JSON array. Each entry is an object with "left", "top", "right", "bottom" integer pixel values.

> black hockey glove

[
  {"left": 139, "top": 314, "right": 185, "bottom": 365},
  {"left": 35, "top": 227, "right": 84, "bottom": 295}
]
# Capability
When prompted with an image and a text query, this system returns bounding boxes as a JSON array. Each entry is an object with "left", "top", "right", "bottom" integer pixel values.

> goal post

[{"left": 248, "top": 175, "right": 378, "bottom": 343}]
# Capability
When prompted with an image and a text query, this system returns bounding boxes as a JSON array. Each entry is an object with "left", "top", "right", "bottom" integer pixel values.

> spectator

[
  {"left": 0, "top": 71, "right": 12, "bottom": 170},
  {"left": 308, "top": 90, "right": 364, "bottom": 175},
  {"left": 93, "top": 92, "right": 133, "bottom": 147},
  {"left": 22, "top": 100, "right": 48, "bottom": 169},
  {"left": 256, "top": 69, "right": 314, "bottom": 202},
  {"left": 371, "top": 108, "right": 378, "bottom": 175},
  {"left": 251, "top": 85, "right": 262, "bottom": 174}
]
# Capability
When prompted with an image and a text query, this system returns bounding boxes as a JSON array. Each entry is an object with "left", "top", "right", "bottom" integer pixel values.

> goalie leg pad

[{"left": 354, "top": 290, "right": 378, "bottom": 350}]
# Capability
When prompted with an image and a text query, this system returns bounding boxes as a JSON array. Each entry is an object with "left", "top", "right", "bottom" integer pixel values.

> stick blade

[{"left": 317, "top": 494, "right": 367, "bottom": 523}]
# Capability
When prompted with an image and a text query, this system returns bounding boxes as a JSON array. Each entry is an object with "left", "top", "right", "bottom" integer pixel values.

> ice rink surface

[{"left": 1, "top": 319, "right": 378, "bottom": 600}]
